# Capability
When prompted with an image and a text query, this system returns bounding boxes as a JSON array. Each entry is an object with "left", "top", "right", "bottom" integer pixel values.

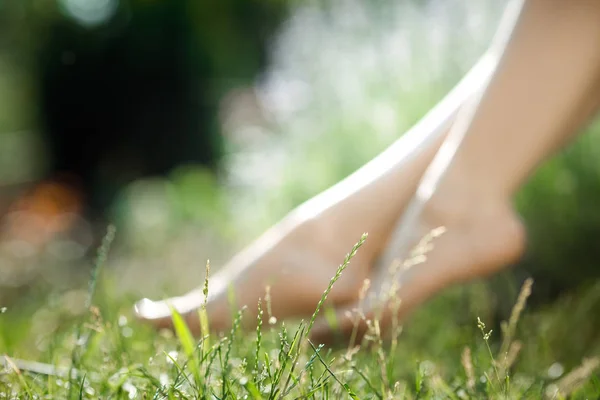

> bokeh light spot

[{"left": 59, "top": 0, "right": 119, "bottom": 28}]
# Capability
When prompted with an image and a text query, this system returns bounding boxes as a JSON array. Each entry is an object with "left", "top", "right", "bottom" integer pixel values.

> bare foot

[
  {"left": 134, "top": 214, "right": 375, "bottom": 334},
  {"left": 133, "top": 134, "right": 453, "bottom": 335},
  {"left": 309, "top": 193, "right": 526, "bottom": 345},
  {"left": 133, "top": 123, "right": 455, "bottom": 335},
  {"left": 133, "top": 120, "right": 450, "bottom": 334}
]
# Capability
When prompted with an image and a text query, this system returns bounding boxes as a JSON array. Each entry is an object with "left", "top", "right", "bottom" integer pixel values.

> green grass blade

[
  {"left": 170, "top": 307, "right": 202, "bottom": 390},
  {"left": 306, "top": 233, "right": 367, "bottom": 336},
  {"left": 308, "top": 340, "right": 360, "bottom": 400},
  {"left": 199, "top": 260, "right": 211, "bottom": 354}
]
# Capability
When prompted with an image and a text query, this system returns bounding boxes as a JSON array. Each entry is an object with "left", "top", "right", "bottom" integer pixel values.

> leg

[
  {"left": 134, "top": 54, "right": 497, "bottom": 333},
  {"left": 310, "top": 0, "right": 600, "bottom": 344}
]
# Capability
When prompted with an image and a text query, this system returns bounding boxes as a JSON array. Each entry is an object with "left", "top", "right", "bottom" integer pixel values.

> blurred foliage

[
  {"left": 510, "top": 121, "right": 600, "bottom": 304},
  {"left": 0, "top": 0, "right": 285, "bottom": 75},
  {"left": 0, "top": 0, "right": 286, "bottom": 211}
]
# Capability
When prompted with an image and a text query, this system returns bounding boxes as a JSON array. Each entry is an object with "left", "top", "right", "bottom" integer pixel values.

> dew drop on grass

[
  {"left": 262, "top": 384, "right": 272, "bottom": 394},
  {"left": 159, "top": 373, "right": 169, "bottom": 386},
  {"left": 122, "top": 381, "right": 138, "bottom": 399},
  {"left": 166, "top": 350, "right": 178, "bottom": 364},
  {"left": 548, "top": 362, "right": 564, "bottom": 379}
]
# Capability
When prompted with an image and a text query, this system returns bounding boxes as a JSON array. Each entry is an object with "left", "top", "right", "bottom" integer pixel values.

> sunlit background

[{"left": 2, "top": 0, "right": 600, "bottom": 362}]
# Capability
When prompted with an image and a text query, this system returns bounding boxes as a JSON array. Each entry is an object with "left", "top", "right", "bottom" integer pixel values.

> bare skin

[
  {"left": 134, "top": 54, "right": 497, "bottom": 333},
  {"left": 136, "top": 0, "right": 600, "bottom": 342},
  {"left": 310, "top": 0, "right": 600, "bottom": 344}
]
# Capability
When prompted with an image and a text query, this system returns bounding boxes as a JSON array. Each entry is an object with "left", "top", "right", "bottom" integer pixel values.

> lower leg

[
  {"left": 134, "top": 54, "right": 497, "bottom": 334},
  {"left": 311, "top": 0, "right": 600, "bottom": 343}
]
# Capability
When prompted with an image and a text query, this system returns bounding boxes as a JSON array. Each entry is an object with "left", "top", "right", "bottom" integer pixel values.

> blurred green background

[{"left": 1, "top": 0, "right": 600, "bottom": 357}]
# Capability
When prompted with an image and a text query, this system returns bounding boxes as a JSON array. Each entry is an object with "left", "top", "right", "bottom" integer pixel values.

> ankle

[
  {"left": 424, "top": 186, "right": 526, "bottom": 266},
  {"left": 424, "top": 157, "right": 513, "bottom": 216}
]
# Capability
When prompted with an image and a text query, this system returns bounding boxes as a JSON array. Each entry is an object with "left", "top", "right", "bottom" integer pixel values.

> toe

[
  {"left": 133, "top": 297, "right": 201, "bottom": 334},
  {"left": 133, "top": 298, "right": 174, "bottom": 329}
]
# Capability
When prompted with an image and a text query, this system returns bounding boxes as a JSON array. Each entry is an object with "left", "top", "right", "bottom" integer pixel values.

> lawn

[{"left": 1, "top": 228, "right": 599, "bottom": 399}]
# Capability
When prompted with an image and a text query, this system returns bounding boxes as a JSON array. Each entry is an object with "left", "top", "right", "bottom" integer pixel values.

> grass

[
  {"left": 1, "top": 230, "right": 599, "bottom": 399},
  {"left": 2, "top": 1, "right": 600, "bottom": 398}
]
